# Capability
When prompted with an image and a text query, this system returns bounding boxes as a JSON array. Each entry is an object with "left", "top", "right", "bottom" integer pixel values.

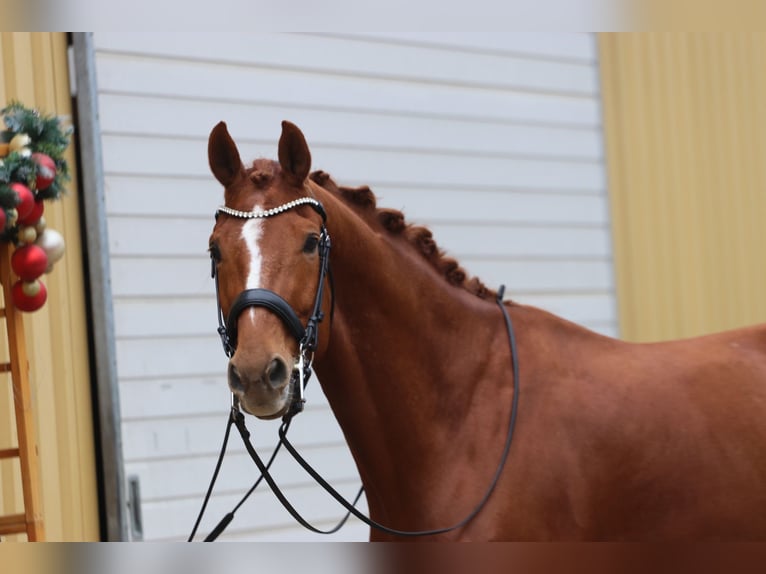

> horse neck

[
  {"left": 311, "top": 187, "right": 512, "bottom": 530},
  {"left": 314, "top": 189, "right": 498, "bottom": 411}
]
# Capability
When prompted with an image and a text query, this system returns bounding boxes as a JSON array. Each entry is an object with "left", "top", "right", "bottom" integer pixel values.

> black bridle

[
  {"left": 191, "top": 196, "right": 520, "bottom": 541},
  {"left": 211, "top": 197, "right": 332, "bottom": 417}
]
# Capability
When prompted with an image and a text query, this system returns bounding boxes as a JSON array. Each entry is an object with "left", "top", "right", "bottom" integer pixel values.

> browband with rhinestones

[{"left": 216, "top": 197, "right": 324, "bottom": 220}]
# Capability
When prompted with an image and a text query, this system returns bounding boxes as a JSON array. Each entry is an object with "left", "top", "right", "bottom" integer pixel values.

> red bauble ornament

[
  {"left": 0, "top": 209, "right": 6, "bottom": 231},
  {"left": 11, "top": 279, "right": 47, "bottom": 312},
  {"left": 10, "top": 182, "right": 35, "bottom": 219},
  {"left": 11, "top": 244, "right": 49, "bottom": 281},
  {"left": 32, "top": 153, "right": 56, "bottom": 191},
  {"left": 19, "top": 199, "right": 44, "bottom": 226}
]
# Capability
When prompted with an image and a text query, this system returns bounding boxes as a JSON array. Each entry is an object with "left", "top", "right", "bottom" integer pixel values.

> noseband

[{"left": 211, "top": 196, "right": 332, "bottom": 416}]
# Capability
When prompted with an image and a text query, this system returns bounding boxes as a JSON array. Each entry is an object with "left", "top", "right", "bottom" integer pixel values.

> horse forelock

[
  {"left": 225, "top": 160, "right": 302, "bottom": 208},
  {"left": 308, "top": 170, "right": 497, "bottom": 301},
  {"left": 247, "top": 159, "right": 277, "bottom": 189}
]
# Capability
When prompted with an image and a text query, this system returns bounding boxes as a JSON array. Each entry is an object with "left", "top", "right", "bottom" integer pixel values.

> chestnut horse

[{"left": 207, "top": 120, "right": 766, "bottom": 541}]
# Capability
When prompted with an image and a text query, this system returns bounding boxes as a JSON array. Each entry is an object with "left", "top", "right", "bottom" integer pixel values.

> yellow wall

[
  {"left": 0, "top": 32, "right": 99, "bottom": 540},
  {"left": 600, "top": 33, "right": 766, "bottom": 342}
]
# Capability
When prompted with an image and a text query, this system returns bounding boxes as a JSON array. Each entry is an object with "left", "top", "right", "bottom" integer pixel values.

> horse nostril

[
  {"left": 229, "top": 363, "right": 245, "bottom": 393},
  {"left": 265, "top": 357, "right": 289, "bottom": 389}
]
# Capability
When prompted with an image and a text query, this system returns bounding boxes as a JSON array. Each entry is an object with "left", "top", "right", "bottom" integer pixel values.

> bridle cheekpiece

[{"left": 211, "top": 196, "right": 331, "bottom": 418}]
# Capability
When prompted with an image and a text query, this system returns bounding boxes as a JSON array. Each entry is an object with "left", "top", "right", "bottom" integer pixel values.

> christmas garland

[{"left": 0, "top": 101, "right": 70, "bottom": 312}]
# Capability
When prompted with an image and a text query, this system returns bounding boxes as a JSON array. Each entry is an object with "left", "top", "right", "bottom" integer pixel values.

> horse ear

[
  {"left": 208, "top": 121, "right": 244, "bottom": 187},
  {"left": 278, "top": 120, "right": 311, "bottom": 185}
]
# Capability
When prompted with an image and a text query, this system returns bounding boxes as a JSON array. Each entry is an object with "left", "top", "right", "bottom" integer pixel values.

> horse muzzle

[{"left": 228, "top": 353, "right": 294, "bottom": 419}]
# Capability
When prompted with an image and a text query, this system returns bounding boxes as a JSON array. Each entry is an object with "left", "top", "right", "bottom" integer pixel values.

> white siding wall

[{"left": 91, "top": 32, "right": 613, "bottom": 541}]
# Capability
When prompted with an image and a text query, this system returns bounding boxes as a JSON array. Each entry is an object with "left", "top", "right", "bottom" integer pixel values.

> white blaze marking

[{"left": 242, "top": 218, "right": 265, "bottom": 290}]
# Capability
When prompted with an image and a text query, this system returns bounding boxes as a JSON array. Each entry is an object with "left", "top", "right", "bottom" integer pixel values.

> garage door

[{"left": 91, "top": 32, "right": 612, "bottom": 541}]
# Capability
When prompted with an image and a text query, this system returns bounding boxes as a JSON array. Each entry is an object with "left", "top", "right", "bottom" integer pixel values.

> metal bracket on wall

[{"left": 127, "top": 475, "right": 144, "bottom": 541}]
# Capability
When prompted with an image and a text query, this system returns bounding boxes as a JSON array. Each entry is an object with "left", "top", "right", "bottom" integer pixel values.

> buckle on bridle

[
  {"left": 286, "top": 341, "right": 313, "bottom": 419},
  {"left": 297, "top": 346, "right": 307, "bottom": 405}
]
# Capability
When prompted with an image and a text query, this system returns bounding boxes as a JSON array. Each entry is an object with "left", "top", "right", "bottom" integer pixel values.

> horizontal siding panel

[
  {"left": 112, "top": 258, "right": 615, "bottom": 340},
  {"left": 112, "top": 261, "right": 619, "bottom": 309},
  {"left": 102, "top": 135, "right": 605, "bottom": 191},
  {"left": 464, "top": 258, "right": 614, "bottom": 294},
  {"left": 105, "top": 175, "right": 605, "bottom": 221},
  {"left": 93, "top": 33, "right": 597, "bottom": 96},
  {"left": 431, "top": 224, "right": 611, "bottom": 258},
  {"left": 95, "top": 56, "right": 601, "bottom": 127},
  {"left": 116, "top": 336, "right": 224, "bottom": 379},
  {"left": 108, "top": 217, "right": 608, "bottom": 259},
  {"left": 122, "top": 404, "right": 344, "bottom": 461},
  {"left": 114, "top": 297, "right": 216, "bottom": 338},
  {"left": 109, "top": 255, "right": 613, "bottom": 321},
  {"left": 108, "top": 217, "right": 211, "bottom": 257},
  {"left": 339, "top": 33, "right": 596, "bottom": 62},
  {"left": 113, "top": 293, "right": 612, "bottom": 376},
  {"left": 119, "top": 375, "right": 352, "bottom": 426},
  {"left": 218, "top": 520, "right": 369, "bottom": 542},
  {"left": 99, "top": 94, "right": 603, "bottom": 160},
  {"left": 515, "top": 293, "right": 616, "bottom": 325},
  {"left": 139, "top": 482, "right": 368, "bottom": 541},
  {"left": 128, "top": 444, "right": 359, "bottom": 502},
  {"left": 104, "top": 176, "right": 218, "bottom": 217},
  {"left": 111, "top": 258, "right": 212, "bottom": 297},
  {"left": 119, "top": 377, "right": 230, "bottom": 420},
  {"left": 379, "top": 188, "right": 608, "bottom": 225}
]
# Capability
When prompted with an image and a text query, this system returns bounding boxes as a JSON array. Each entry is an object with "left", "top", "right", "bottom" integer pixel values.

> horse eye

[{"left": 303, "top": 234, "right": 319, "bottom": 254}]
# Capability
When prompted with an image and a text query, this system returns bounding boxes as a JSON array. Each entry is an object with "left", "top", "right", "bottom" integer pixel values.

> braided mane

[{"left": 308, "top": 170, "right": 496, "bottom": 301}]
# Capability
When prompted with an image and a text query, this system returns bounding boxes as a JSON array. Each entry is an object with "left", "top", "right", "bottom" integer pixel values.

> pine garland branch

[{"left": 0, "top": 101, "right": 72, "bottom": 239}]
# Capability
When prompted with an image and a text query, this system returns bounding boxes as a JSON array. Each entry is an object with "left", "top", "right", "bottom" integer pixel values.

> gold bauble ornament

[
  {"left": 8, "top": 133, "right": 31, "bottom": 152},
  {"left": 18, "top": 226, "right": 38, "bottom": 244}
]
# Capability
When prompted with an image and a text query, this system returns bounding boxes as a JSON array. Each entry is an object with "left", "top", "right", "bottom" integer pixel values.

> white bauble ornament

[{"left": 36, "top": 228, "right": 65, "bottom": 263}]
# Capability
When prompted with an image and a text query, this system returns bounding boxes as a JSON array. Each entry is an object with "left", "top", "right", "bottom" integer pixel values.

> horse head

[{"left": 207, "top": 121, "right": 328, "bottom": 419}]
